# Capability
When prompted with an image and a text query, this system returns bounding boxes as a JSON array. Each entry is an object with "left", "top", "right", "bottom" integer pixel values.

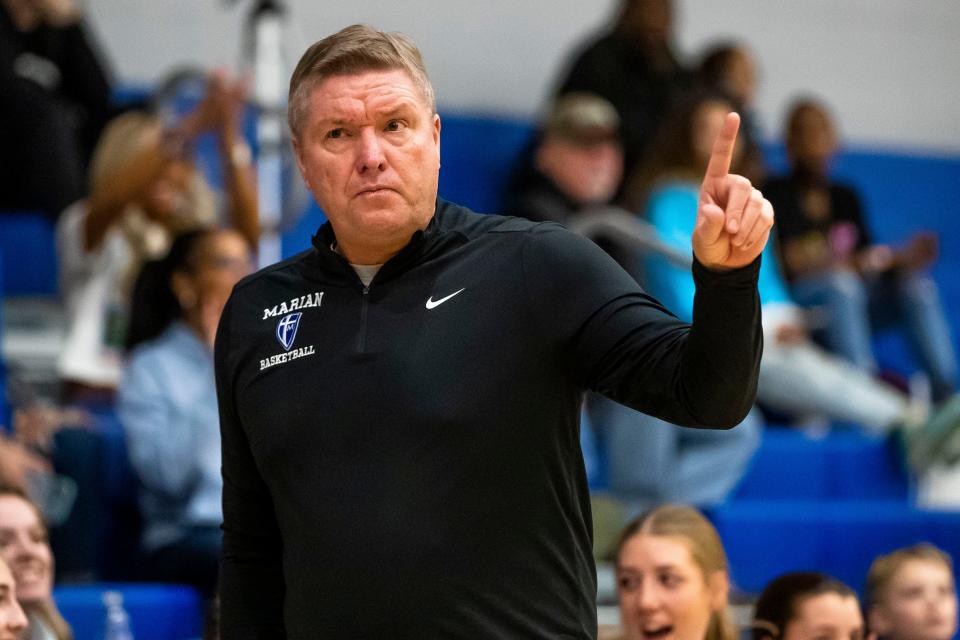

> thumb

[{"left": 697, "top": 202, "right": 726, "bottom": 244}]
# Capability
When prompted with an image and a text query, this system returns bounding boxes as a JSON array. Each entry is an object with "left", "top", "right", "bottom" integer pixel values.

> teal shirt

[{"left": 644, "top": 181, "right": 792, "bottom": 322}]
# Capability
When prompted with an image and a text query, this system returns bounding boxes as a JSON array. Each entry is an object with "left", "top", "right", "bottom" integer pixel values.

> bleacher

[{"left": 2, "top": 110, "right": 959, "bottom": 635}]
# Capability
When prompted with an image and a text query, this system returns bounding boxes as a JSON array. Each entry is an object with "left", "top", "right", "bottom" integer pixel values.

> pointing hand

[{"left": 692, "top": 112, "right": 774, "bottom": 270}]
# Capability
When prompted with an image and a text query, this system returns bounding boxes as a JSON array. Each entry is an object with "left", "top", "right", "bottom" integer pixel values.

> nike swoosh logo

[{"left": 426, "top": 288, "right": 466, "bottom": 310}]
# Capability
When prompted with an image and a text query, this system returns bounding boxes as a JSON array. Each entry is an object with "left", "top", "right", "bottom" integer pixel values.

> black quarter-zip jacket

[{"left": 215, "top": 200, "right": 762, "bottom": 639}]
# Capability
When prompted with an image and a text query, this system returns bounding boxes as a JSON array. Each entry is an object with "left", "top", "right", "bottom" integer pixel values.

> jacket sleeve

[
  {"left": 215, "top": 295, "right": 287, "bottom": 638},
  {"left": 521, "top": 223, "right": 762, "bottom": 428}
]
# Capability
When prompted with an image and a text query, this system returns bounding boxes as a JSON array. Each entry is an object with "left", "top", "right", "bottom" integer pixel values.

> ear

[
  {"left": 290, "top": 135, "right": 310, "bottom": 187},
  {"left": 708, "top": 570, "right": 730, "bottom": 613},
  {"left": 534, "top": 140, "right": 552, "bottom": 174},
  {"left": 432, "top": 113, "right": 442, "bottom": 164},
  {"left": 171, "top": 272, "right": 197, "bottom": 310}
]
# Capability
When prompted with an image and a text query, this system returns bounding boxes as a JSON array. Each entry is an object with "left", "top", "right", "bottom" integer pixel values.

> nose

[
  {"left": 635, "top": 581, "right": 661, "bottom": 613},
  {"left": 355, "top": 128, "right": 386, "bottom": 174},
  {"left": 7, "top": 599, "right": 27, "bottom": 634}
]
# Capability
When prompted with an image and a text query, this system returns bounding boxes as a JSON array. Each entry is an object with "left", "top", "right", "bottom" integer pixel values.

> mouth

[
  {"left": 355, "top": 186, "right": 397, "bottom": 198},
  {"left": 12, "top": 562, "right": 47, "bottom": 585},
  {"left": 640, "top": 625, "right": 673, "bottom": 639}
]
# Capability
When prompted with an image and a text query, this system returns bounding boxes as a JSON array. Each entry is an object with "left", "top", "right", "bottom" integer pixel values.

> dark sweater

[{"left": 215, "top": 200, "right": 762, "bottom": 639}]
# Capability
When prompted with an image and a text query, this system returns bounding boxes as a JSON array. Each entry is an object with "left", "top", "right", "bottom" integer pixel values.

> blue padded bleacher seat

[
  {"left": 54, "top": 583, "right": 203, "bottom": 640},
  {"left": 0, "top": 212, "right": 57, "bottom": 296},
  {"left": 715, "top": 501, "right": 960, "bottom": 595},
  {"left": 733, "top": 428, "right": 910, "bottom": 502}
]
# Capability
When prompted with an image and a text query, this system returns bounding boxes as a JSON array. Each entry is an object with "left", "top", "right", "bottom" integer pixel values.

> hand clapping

[{"left": 693, "top": 112, "right": 775, "bottom": 271}]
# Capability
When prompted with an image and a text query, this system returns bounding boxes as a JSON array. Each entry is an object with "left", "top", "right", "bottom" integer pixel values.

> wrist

[{"left": 224, "top": 138, "right": 252, "bottom": 168}]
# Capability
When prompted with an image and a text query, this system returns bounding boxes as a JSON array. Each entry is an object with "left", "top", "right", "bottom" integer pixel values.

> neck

[{"left": 335, "top": 239, "right": 399, "bottom": 266}]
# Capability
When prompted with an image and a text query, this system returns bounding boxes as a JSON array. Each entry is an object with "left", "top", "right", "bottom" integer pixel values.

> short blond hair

[
  {"left": 287, "top": 24, "right": 436, "bottom": 139},
  {"left": 616, "top": 505, "right": 737, "bottom": 640},
  {"left": 89, "top": 111, "right": 164, "bottom": 194},
  {"left": 866, "top": 543, "right": 954, "bottom": 609}
]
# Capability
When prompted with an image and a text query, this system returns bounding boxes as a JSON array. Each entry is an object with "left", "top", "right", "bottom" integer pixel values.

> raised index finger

[{"left": 704, "top": 112, "right": 741, "bottom": 180}]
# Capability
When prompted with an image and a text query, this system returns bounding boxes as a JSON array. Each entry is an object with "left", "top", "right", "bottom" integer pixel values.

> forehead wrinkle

[{"left": 310, "top": 71, "right": 425, "bottom": 125}]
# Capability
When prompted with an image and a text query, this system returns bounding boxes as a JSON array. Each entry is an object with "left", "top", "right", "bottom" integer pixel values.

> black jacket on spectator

[
  {"left": 0, "top": 7, "right": 111, "bottom": 218},
  {"left": 763, "top": 170, "right": 872, "bottom": 283},
  {"left": 506, "top": 163, "right": 638, "bottom": 276},
  {"left": 556, "top": 31, "right": 691, "bottom": 186}
]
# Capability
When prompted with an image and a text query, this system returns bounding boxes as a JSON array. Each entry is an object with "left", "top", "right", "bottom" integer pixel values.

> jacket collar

[{"left": 309, "top": 199, "right": 463, "bottom": 286}]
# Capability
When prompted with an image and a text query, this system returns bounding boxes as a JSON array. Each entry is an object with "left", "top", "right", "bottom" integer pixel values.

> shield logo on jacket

[{"left": 276, "top": 312, "right": 302, "bottom": 351}]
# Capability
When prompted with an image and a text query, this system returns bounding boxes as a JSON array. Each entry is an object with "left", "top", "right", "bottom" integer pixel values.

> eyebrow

[
  {"left": 320, "top": 98, "right": 419, "bottom": 122},
  {"left": 618, "top": 563, "right": 680, "bottom": 574}
]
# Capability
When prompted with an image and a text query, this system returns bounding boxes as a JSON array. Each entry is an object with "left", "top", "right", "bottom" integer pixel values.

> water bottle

[{"left": 102, "top": 590, "right": 134, "bottom": 640}]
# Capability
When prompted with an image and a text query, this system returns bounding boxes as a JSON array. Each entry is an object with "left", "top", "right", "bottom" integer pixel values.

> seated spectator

[
  {"left": 636, "top": 93, "right": 959, "bottom": 461},
  {"left": 752, "top": 572, "right": 864, "bottom": 640},
  {"left": 118, "top": 228, "right": 252, "bottom": 597},
  {"left": 508, "top": 93, "right": 623, "bottom": 224},
  {"left": 865, "top": 543, "right": 958, "bottom": 640},
  {"left": 506, "top": 93, "right": 637, "bottom": 272},
  {"left": 0, "top": 556, "right": 28, "bottom": 639},
  {"left": 0, "top": 0, "right": 112, "bottom": 219},
  {"left": 696, "top": 42, "right": 765, "bottom": 184},
  {"left": 56, "top": 73, "right": 258, "bottom": 402},
  {"left": 0, "top": 486, "right": 71, "bottom": 639},
  {"left": 554, "top": 0, "right": 691, "bottom": 188},
  {"left": 613, "top": 504, "right": 735, "bottom": 640},
  {"left": 764, "top": 98, "right": 957, "bottom": 403}
]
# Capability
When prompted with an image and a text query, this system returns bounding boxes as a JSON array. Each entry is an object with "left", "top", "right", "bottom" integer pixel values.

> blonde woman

[
  {"left": 55, "top": 73, "right": 258, "bottom": 402},
  {"left": 0, "top": 486, "right": 70, "bottom": 639},
  {"left": 613, "top": 505, "right": 736, "bottom": 640}
]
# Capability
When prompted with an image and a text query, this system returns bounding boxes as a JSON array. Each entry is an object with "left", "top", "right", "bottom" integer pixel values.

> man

[
  {"left": 215, "top": 24, "right": 773, "bottom": 638},
  {"left": 506, "top": 92, "right": 636, "bottom": 271},
  {"left": 508, "top": 92, "right": 624, "bottom": 224}
]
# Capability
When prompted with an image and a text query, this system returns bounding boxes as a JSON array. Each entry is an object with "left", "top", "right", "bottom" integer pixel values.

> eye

[
  {"left": 659, "top": 572, "right": 683, "bottom": 588},
  {"left": 385, "top": 120, "right": 405, "bottom": 132},
  {"left": 326, "top": 128, "right": 345, "bottom": 140},
  {"left": 617, "top": 574, "right": 640, "bottom": 592}
]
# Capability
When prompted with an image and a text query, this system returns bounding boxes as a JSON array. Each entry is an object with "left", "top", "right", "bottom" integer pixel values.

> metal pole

[{"left": 249, "top": 0, "right": 286, "bottom": 267}]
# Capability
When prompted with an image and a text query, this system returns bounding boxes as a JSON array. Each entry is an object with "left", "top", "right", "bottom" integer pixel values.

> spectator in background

[
  {"left": 506, "top": 93, "right": 637, "bottom": 272},
  {"left": 752, "top": 572, "right": 864, "bottom": 640},
  {"left": 612, "top": 505, "right": 735, "bottom": 640},
  {"left": 118, "top": 229, "right": 252, "bottom": 598},
  {"left": 508, "top": 93, "right": 623, "bottom": 224},
  {"left": 55, "top": 73, "right": 258, "bottom": 403},
  {"left": 0, "top": 556, "right": 28, "bottom": 640},
  {"left": 866, "top": 543, "right": 958, "bottom": 640},
  {"left": 0, "top": 0, "right": 112, "bottom": 219},
  {"left": 636, "top": 93, "right": 959, "bottom": 458},
  {"left": 0, "top": 486, "right": 71, "bottom": 640},
  {"left": 554, "top": 0, "right": 690, "bottom": 189},
  {"left": 696, "top": 42, "right": 765, "bottom": 184},
  {"left": 764, "top": 98, "right": 957, "bottom": 403}
]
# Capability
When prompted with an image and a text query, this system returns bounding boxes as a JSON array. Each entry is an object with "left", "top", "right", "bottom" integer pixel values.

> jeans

[
  {"left": 587, "top": 396, "right": 761, "bottom": 515},
  {"left": 792, "top": 269, "right": 957, "bottom": 402}
]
